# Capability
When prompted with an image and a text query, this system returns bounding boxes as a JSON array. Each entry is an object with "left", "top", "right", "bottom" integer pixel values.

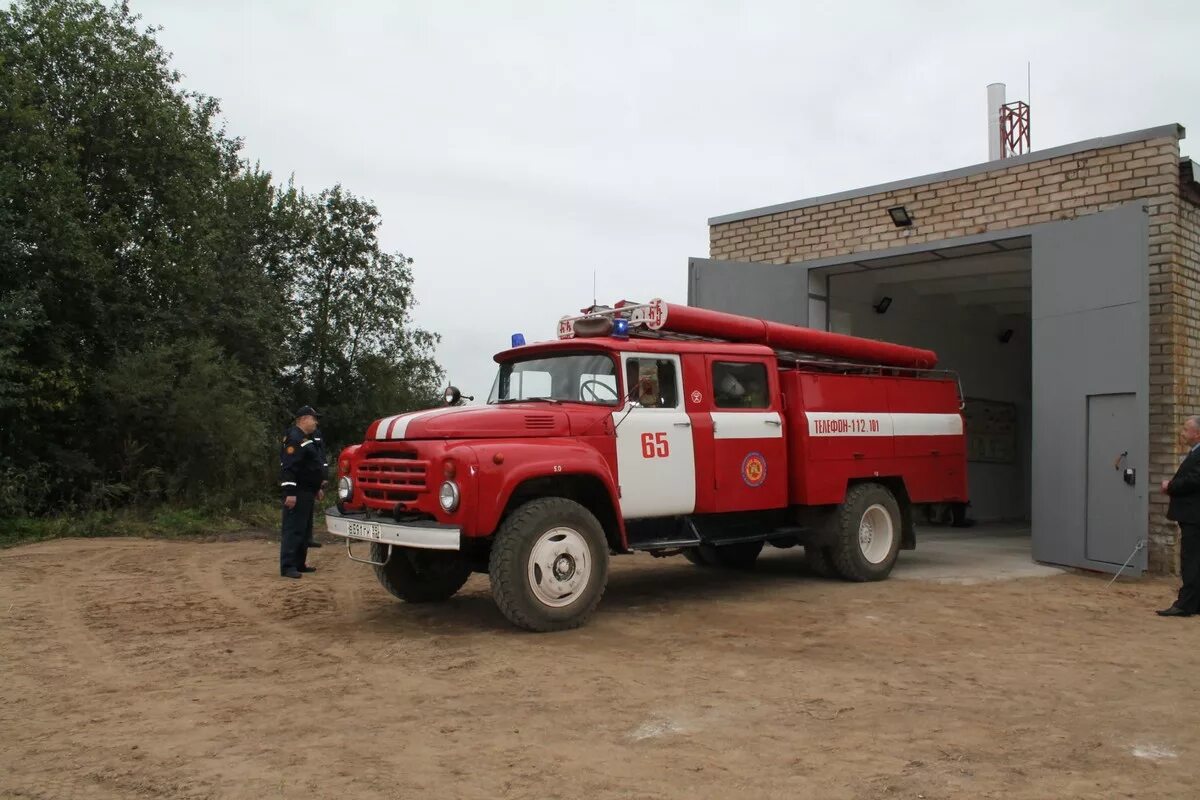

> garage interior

[{"left": 813, "top": 239, "right": 1033, "bottom": 530}]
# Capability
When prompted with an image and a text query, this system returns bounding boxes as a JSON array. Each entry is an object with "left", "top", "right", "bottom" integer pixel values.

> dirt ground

[{"left": 2, "top": 535, "right": 1198, "bottom": 800}]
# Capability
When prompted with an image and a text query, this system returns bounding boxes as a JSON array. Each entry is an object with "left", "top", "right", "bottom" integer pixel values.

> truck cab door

[
  {"left": 610, "top": 353, "right": 696, "bottom": 519},
  {"left": 707, "top": 357, "right": 788, "bottom": 512}
]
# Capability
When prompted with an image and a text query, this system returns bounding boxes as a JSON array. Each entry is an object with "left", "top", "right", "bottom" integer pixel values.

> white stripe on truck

[
  {"left": 375, "top": 407, "right": 471, "bottom": 440},
  {"left": 806, "top": 412, "right": 961, "bottom": 438}
]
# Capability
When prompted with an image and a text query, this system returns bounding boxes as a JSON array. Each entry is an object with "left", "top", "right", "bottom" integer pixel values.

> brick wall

[
  {"left": 709, "top": 134, "right": 1189, "bottom": 574},
  {"left": 1165, "top": 196, "right": 1200, "bottom": 572}
]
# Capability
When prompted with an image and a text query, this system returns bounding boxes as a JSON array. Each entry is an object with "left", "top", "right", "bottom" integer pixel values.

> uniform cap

[{"left": 295, "top": 405, "right": 321, "bottom": 419}]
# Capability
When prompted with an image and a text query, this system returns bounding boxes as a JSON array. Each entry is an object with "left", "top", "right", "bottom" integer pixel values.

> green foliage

[
  {"left": 283, "top": 185, "right": 443, "bottom": 448},
  {"left": 0, "top": 499, "right": 292, "bottom": 548},
  {"left": 0, "top": 0, "right": 443, "bottom": 519}
]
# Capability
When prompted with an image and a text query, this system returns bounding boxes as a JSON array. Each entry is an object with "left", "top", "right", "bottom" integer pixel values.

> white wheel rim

[
  {"left": 527, "top": 527, "right": 591, "bottom": 608},
  {"left": 858, "top": 504, "right": 894, "bottom": 564}
]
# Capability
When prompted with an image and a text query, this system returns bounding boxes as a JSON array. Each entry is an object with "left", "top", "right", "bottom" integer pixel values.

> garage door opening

[
  {"left": 692, "top": 201, "right": 1149, "bottom": 576},
  {"left": 817, "top": 238, "right": 1033, "bottom": 552}
]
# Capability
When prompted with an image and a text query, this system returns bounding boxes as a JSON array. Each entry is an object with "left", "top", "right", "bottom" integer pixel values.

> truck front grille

[{"left": 355, "top": 453, "right": 430, "bottom": 504}]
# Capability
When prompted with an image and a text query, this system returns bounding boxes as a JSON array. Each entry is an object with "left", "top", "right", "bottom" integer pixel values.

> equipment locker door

[
  {"left": 611, "top": 353, "right": 697, "bottom": 519},
  {"left": 1031, "top": 201, "right": 1149, "bottom": 574},
  {"left": 707, "top": 357, "right": 788, "bottom": 511}
]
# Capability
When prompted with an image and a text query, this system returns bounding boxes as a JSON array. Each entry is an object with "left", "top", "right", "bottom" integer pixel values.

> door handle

[
  {"left": 674, "top": 421, "right": 692, "bottom": 428},
  {"left": 764, "top": 419, "right": 782, "bottom": 426}
]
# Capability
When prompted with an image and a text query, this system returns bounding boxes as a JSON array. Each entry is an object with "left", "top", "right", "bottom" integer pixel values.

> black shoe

[
  {"left": 298, "top": 566, "right": 317, "bottom": 573},
  {"left": 281, "top": 569, "right": 302, "bottom": 579},
  {"left": 307, "top": 540, "right": 323, "bottom": 548},
  {"left": 1156, "top": 605, "right": 1191, "bottom": 617}
]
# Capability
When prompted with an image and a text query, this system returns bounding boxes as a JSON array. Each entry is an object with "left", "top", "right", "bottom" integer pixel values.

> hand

[
  {"left": 317, "top": 489, "right": 325, "bottom": 501},
  {"left": 1161, "top": 479, "right": 1170, "bottom": 495},
  {"left": 284, "top": 496, "right": 297, "bottom": 509}
]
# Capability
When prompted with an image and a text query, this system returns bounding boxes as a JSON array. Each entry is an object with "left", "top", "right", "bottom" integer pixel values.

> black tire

[
  {"left": 700, "top": 540, "right": 764, "bottom": 569},
  {"left": 489, "top": 498, "right": 610, "bottom": 632},
  {"left": 828, "top": 483, "right": 903, "bottom": 582},
  {"left": 804, "top": 545, "right": 838, "bottom": 578},
  {"left": 372, "top": 544, "right": 472, "bottom": 603}
]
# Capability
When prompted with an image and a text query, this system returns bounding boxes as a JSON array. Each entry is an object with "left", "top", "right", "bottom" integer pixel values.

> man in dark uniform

[
  {"left": 279, "top": 406, "right": 325, "bottom": 579},
  {"left": 305, "top": 424, "right": 328, "bottom": 549},
  {"left": 1158, "top": 414, "right": 1200, "bottom": 617}
]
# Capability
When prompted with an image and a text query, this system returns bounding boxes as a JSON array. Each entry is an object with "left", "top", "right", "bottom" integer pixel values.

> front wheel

[
  {"left": 373, "top": 544, "right": 472, "bottom": 603},
  {"left": 489, "top": 498, "right": 610, "bottom": 632},
  {"left": 828, "top": 483, "right": 902, "bottom": 581}
]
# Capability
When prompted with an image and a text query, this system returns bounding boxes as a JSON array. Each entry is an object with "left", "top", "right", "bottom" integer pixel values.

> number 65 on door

[{"left": 640, "top": 432, "right": 670, "bottom": 459}]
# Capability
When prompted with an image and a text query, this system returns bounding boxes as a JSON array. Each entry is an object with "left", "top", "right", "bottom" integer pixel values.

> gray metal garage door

[
  {"left": 1031, "top": 201, "right": 1149, "bottom": 574},
  {"left": 688, "top": 257, "right": 809, "bottom": 326}
]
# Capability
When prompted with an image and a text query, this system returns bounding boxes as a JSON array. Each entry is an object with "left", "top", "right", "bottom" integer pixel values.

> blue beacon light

[
  {"left": 511, "top": 333, "right": 526, "bottom": 347},
  {"left": 612, "top": 318, "right": 630, "bottom": 338}
]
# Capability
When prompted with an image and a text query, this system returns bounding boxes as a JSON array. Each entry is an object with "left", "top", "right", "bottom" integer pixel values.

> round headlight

[
  {"left": 337, "top": 476, "right": 353, "bottom": 501},
  {"left": 439, "top": 481, "right": 460, "bottom": 512}
]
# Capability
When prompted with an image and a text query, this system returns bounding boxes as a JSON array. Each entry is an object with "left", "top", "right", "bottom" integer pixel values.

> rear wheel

[
  {"left": 372, "top": 544, "right": 472, "bottom": 603},
  {"left": 489, "top": 498, "right": 610, "bottom": 632},
  {"left": 828, "top": 483, "right": 902, "bottom": 581}
]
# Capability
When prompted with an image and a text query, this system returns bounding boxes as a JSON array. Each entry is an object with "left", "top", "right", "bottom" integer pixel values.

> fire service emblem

[{"left": 741, "top": 452, "right": 767, "bottom": 487}]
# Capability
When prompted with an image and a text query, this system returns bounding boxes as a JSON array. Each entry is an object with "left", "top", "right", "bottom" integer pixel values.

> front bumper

[{"left": 324, "top": 506, "right": 461, "bottom": 551}]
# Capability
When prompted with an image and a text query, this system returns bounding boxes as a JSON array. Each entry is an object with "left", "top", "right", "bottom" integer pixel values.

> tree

[
  {"left": 284, "top": 185, "right": 444, "bottom": 450},
  {"left": 0, "top": 1, "right": 442, "bottom": 514}
]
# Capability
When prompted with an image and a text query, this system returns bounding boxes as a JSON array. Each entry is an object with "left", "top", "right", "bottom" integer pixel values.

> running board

[
  {"left": 630, "top": 526, "right": 809, "bottom": 552},
  {"left": 629, "top": 538, "right": 702, "bottom": 552}
]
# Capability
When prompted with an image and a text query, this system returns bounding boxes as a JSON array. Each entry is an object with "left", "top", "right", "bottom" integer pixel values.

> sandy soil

[{"left": 1, "top": 535, "right": 1197, "bottom": 800}]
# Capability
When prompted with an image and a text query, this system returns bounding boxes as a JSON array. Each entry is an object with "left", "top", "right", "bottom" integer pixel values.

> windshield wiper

[{"left": 494, "top": 397, "right": 561, "bottom": 405}]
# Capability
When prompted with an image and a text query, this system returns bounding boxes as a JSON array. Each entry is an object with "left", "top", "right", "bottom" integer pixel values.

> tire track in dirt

[
  {"left": 325, "top": 547, "right": 368, "bottom": 621},
  {"left": 183, "top": 545, "right": 371, "bottom": 666},
  {"left": 184, "top": 546, "right": 296, "bottom": 637},
  {"left": 32, "top": 544, "right": 139, "bottom": 689}
]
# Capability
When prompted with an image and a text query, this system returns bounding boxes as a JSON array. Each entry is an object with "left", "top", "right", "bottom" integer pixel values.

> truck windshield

[{"left": 489, "top": 352, "right": 620, "bottom": 405}]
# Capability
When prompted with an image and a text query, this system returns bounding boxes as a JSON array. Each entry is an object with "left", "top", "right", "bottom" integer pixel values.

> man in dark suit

[
  {"left": 279, "top": 406, "right": 326, "bottom": 579},
  {"left": 1158, "top": 415, "right": 1200, "bottom": 617}
]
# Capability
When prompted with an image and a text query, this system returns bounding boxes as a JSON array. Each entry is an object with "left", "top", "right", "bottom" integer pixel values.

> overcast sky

[{"left": 132, "top": 0, "right": 1198, "bottom": 401}]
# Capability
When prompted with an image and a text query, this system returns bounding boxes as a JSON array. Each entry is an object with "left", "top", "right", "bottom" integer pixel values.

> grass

[{"left": 0, "top": 499, "right": 321, "bottom": 549}]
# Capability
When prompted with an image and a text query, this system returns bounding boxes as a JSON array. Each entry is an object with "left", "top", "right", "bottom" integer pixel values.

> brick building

[{"left": 694, "top": 124, "right": 1200, "bottom": 575}]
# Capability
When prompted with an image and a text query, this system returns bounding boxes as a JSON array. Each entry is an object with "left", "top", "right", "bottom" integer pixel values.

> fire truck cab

[{"left": 325, "top": 299, "right": 968, "bottom": 632}]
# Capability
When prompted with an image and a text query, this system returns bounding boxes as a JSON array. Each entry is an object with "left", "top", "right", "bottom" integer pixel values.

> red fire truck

[{"left": 325, "top": 299, "right": 968, "bottom": 632}]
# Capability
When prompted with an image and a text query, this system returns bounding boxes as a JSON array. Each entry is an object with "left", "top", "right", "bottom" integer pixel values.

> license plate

[{"left": 346, "top": 521, "right": 382, "bottom": 540}]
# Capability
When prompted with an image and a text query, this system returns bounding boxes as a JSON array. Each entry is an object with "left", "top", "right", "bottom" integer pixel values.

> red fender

[{"left": 465, "top": 440, "right": 626, "bottom": 547}]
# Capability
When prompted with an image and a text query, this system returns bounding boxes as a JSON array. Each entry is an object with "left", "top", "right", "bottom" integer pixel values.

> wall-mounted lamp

[
  {"left": 873, "top": 296, "right": 893, "bottom": 314},
  {"left": 997, "top": 328, "right": 1014, "bottom": 344},
  {"left": 887, "top": 206, "right": 913, "bottom": 227}
]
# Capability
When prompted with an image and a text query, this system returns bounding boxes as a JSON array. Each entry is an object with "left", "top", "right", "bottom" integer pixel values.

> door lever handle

[
  {"left": 764, "top": 419, "right": 782, "bottom": 426},
  {"left": 674, "top": 421, "right": 692, "bottom": 428}
]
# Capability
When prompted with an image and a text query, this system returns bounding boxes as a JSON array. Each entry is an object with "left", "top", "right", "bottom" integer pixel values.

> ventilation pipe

[{"left": 987, "top": 83, "right": 1006, "bottom": 160}]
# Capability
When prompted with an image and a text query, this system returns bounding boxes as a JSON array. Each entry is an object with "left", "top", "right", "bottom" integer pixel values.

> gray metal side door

[
  {"left": 1031, "top": 202, "right": 1149, "bottom": 574},
  {"left": 687, "top": 257, "right": 809, "bottom": 326}
]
